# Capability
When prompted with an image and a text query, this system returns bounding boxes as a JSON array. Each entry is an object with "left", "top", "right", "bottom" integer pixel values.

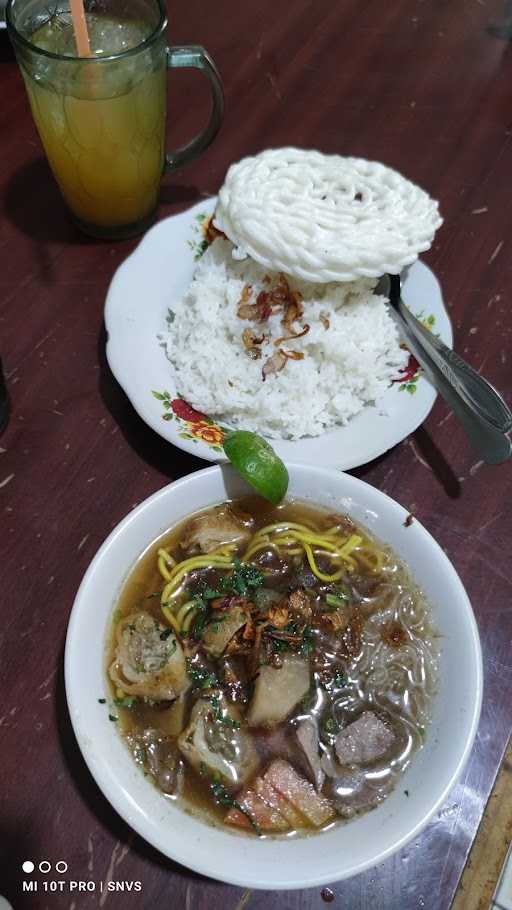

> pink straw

[{"left": 69, "top": 0, "right": 91, "bottom": 56}]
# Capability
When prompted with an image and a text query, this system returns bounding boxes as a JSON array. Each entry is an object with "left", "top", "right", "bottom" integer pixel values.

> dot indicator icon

[
  {"left": 22, "top": 862, "right": 34, "bottom": 874},
  {"left": 55, "top": 861, "right": 68, "bottom": 873},
  {"left": 39, "top": 861, "right": 51, "bottom": 874}
]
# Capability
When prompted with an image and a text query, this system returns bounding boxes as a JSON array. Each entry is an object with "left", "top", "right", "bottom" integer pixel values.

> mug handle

[{"left": 165, "top": 45, "right": 224, "bottom": 171}]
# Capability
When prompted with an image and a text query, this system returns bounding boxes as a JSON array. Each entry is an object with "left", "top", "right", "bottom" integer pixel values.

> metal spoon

[{"left": 376, "top": 274, "right": 512, "bottom": 465}]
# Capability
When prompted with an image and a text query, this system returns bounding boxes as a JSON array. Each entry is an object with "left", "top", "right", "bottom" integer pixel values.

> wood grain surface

[
  {"left": 452, "top": 740, "right": 512, "bottom": 910},
  {"left": 1, "top": 1, "right": 512, "bottom": 908}
]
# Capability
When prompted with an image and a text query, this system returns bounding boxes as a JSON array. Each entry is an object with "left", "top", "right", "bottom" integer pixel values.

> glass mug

[{"left": 6, "top": 0, "right": 224, "bottom": 239}]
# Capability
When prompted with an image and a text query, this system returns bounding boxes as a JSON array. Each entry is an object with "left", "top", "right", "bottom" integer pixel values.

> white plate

[
  {"left": 65, "top": 464, "right": 482, "bottom": 890},
  {"left": 105, "top": 199, "right": 452, "bottom": 468}
]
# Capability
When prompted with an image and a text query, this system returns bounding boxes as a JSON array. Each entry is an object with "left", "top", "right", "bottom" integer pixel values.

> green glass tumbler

[{"left": 6, "top": 0, "right": 224, "bottom": 239}]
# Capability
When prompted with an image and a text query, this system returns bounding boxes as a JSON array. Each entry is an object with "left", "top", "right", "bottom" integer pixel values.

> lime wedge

[{"left": 223, "top": 431, "right": 289, "bottom": 505}]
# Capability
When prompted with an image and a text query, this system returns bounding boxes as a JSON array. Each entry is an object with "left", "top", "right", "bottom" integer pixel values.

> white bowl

[{"left": 65, "top": 465, "right": 482, "bottom": 890}]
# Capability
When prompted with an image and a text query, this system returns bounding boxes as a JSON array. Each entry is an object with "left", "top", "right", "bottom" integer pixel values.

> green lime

[{"left": 223, "top": 431, "right": 289, "bottom": 505}]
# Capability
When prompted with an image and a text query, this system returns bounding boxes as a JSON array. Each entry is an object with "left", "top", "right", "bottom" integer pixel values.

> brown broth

[{"left": 106, "top": 496, "right": 438, "bottom": 836}]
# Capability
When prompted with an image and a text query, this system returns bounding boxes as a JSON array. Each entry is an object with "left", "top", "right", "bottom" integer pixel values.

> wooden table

[{"left": 1, "top": 1, "right": 512, "bottom": 907}]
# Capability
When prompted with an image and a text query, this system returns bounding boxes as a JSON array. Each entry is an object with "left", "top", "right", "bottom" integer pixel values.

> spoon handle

[
  {"left": 390, "top": 275, "right": 512, "bottom": 432},
  {"left": 389, "top": 310, "right": 512, "bottom": 465}
]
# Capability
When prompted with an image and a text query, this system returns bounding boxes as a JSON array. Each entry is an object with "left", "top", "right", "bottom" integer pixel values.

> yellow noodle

[
  {"left": 163, "top": 555, "right": 234, "bottom": 598},
  {"left": 279, "top": 528, "right": 354, "bottom": 555},
  {"left": 161, "top": 604, "right": 181, "bottom": 634},
  {"left": 243, "top": 540, "right": 279, "bottom": 561},
  {"left": 271, "top": 535, "right": 295, "bottom": 546},
  {"left": 286, "top": 530, "right": 360, "bottom": 560},
  {"left": 176, "top": 600, "right": 197, "bottom": 628},
  {"left": 312, "top": 548, "right": 344, "bottom": 560},
  {"left": 161, "top": 580, "right": 177, "bottom": 603},
  {"left": 323, "top": 525, "right": 344, "bottom": 536},
  {"left": 322, "top": 525, "right": 358, "bottom": 540},
  {"left": 167, "top": 553, "right": 233, "bottom": 582},
  {"left": 157, "top": 548, "right": 177, "bottom": 581},
  {"left": 158, "top": 547, "right": 176, "bottom": 566},
  {"left": 244, "top": 522, "right": 363, "bottom": 578},
  {"left": 251, "top": 521, "right": 321, "bottom": 540},
  {"left": 318, "top": 553, "right": 356, "bottom": 572},
  {"left": 268, "top": 535, "right": 304, "bottom": 555},
  {"left": 335, "top": 533, "right": 360, "bottom": 555},
  {"left": 275, "top": 545, "right": 303, "bottom": 557},
  {"left": 158, "top": 556, "right": 173, "bottom": 582},
  {"left": 353, "top": 546, "right": 384, "bottom": 573},
  {"left": 160, "top": 552, "right": 234, "bottom": 631},
  {"left": 182, "top": 608, "right": 197, "bottom": 633},
  {"left": 211, "top": 543, "right": 239, "bottom": 557},
  {"left": 157, "top": 521, "right": 367, "bottom": 635},
  {"left": 161, "top": 579, "right": 186, "bottom": 603},
  {"left": 303, "top": 542, "right": 347, "bottom": 582},
  {"left": 277, "top": 529, "right": 341, "bottom": 552}
]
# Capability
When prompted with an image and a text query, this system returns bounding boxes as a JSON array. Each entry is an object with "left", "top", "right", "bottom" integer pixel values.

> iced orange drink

[
  {"left": 7, "top": 0, "right": 223, "bottom": 238},
  {"left": 26, "top": 14, "right": 166, "bottom": 233}
]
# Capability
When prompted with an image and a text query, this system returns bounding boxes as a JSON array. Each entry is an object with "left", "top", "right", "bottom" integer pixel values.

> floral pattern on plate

[
  {"left": 151, "top": 390, "right": 228, "bottom": 453},
  {"left": 393, "top": 313, "right": 437, "bottom": 394}
]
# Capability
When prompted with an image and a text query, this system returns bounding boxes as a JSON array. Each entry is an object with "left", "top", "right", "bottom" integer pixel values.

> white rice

[{"left": 164, "top": 238, "right": 408, "bottom": 440}]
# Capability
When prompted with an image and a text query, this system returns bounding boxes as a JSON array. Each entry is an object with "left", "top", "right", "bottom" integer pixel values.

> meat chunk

[
  {"left": 180, "top": 505, "right": 253, "bottom": 554},
  {"left": 254, "top": 777, "right": 304, "bottom": 827},
  {"left": 247, "top": 657, "right": 310, "bottom": 727},
  {"left": 335, "top": 711, "right": 395, "bottom": 766},
  {"left": 288, "top": 589, "right": 313, "bottom": 621},
  {"left": 225, "top": 790, "right": 290, "bottom": 832},
  {"left": 331, "top": 769, "right": 394, "bottom": 819},
  {"left": 265, "top": 760, "right": 335, "bottom": 827},
  {"left": 253, "top": 587, "right": 282, "bottom": 612},
  {"left": 109, "top": 613, "right": 189, "bottom": 701},
  {"left": 225, "top": 760, "right": 334, "bottom": 832},
  {"left": 220, "top": 657, "right": 249, "bottom": 704},
  {"left": 126, "top": 728, "right": 180, "bottom": 794},
  {"left": 202, "top": 605, "right": 249, "bottom": 657},
  {"left": 256, "top": 725, "right": 299, "bottom": 766},
  {"left": 296, "top": 718, "right": 325, "bottom": 791},
  {"left": 178, "top": 692, "right": 259, "bottom": 787}
]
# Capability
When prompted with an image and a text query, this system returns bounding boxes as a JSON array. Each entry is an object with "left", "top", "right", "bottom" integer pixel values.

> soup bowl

[{"left": 65, "top": 464, "right": 482, "bottom": 889}]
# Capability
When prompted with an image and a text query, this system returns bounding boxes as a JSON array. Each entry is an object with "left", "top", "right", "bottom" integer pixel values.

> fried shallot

[
  {"left": 237, "top": 288, "right": 273, "bottom": 322},
  {"left": 242, "top": 328, "right": 266, "bottom": 359},
  {"left": 273, "top": 324, "right": 310, "bottom": 346},
  {"left": 262, "top": 349, "right": 287, "bottom": 380}
]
